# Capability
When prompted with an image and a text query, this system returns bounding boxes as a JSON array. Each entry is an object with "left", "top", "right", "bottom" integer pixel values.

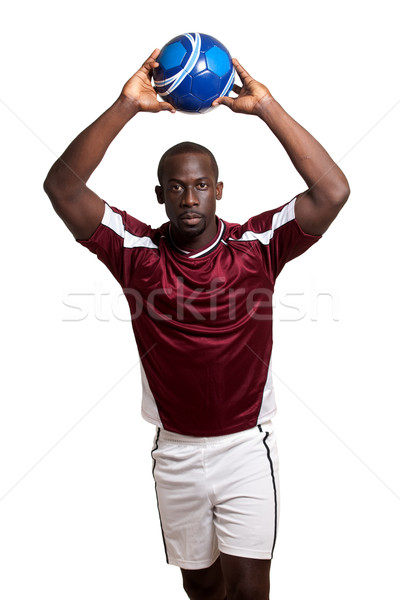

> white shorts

[{"left": 151, "top": 421, "right": 279, "bottom": 570}]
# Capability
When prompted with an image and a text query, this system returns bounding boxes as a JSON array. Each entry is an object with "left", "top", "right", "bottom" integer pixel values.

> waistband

[{"left": 157, "top": 421, "right": 273, "bottom": 446}]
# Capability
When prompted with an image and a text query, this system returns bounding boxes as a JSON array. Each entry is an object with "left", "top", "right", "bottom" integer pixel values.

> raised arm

[
  {"left": 43, "top": 50, "right": 175, "bottom": 240},
  {"left": 213, "top": 60, "right": 350, "bottom": 236}
]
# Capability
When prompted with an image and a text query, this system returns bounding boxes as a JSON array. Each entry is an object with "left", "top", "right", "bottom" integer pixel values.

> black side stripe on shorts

[
  {"left": 261, "top": 429, "right": 278, "bottom": 558},
  {"left": 151, "top": 428, "right": 169, "bottom": 564}
]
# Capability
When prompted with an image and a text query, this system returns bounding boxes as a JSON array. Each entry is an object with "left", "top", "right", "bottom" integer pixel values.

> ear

[
  {"left": 155, "top": 185, "right": 164, "bottom": 205},
  {"left": 216, "top": 181, "right": 223, "bottom": 201}
]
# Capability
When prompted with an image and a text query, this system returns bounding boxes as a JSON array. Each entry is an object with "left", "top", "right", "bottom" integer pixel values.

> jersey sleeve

[
  {"left": 237, "top": 197, "right": 321, "bottom": 281},
  {"left": 76, "top": 202, "right": 159, "bottom": 286}
]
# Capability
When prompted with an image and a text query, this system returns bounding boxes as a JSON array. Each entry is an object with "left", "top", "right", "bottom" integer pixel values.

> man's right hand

[{"left": 120, "top": 49, "right": 176, "bottom": 113}]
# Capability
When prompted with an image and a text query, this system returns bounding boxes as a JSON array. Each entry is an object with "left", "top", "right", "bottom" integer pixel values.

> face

[{"left": 155, "top": 152, "right": 223, "bottom": 250}]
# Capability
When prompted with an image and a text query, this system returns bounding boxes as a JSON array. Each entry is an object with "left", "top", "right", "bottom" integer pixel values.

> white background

[{"left": 1, "top": 0, "right": 399, "bottom": 598}]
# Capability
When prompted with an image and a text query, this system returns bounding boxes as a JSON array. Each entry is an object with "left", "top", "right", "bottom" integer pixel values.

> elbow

[
  {"left": 338, "top": 175, "right": 351, "bottom": 205},
  {"left": 43, "top": 167, "right": 81, "bottom": 206},
  {"left": 43, "top": 176, "right": 63, "bottom": 210},
  {"left": 333, "top": 182, "right": 350, "bottom": 209},
  {"left": 43, "top": 173, "right": 72, "bottom": 213},
  {"left": 43, "top": 160, "right": 71, "bottom": 201},
  {"left": 335, "top": 169, "right": 351, "bottom": 205},
  {"left": 325, "top": 177, "right": 351, "bottom": 209},
  {"left": 43, "top": 165, "right": 60, "bottom": 199},
  {"left": 43, "top": 174, "right": 57, "bottom": 204},
  {"left": 43, "top": 174, "right": 53, "bottom": 196}
]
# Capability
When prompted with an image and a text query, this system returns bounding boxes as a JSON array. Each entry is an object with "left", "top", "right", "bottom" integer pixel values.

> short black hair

[{"left": 157, "top": 141, "right": 219, "bottom": 185}]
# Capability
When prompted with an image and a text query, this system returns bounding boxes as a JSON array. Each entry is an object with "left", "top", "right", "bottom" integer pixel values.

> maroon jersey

[{"left": 78, "top": 197, "right": 320, "bottom": 436}]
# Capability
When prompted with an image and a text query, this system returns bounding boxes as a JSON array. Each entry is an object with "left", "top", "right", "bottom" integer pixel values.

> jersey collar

[{"left": 169, "top": 217, "right": 225, "bottom": 259}]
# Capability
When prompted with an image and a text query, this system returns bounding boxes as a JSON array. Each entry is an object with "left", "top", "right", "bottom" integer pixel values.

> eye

[
  {"left": 171, "top": 184, "right": 183, "bottom": 191},
  {"left": 198, "top": 182, "right": 208, "bottom": 189}
]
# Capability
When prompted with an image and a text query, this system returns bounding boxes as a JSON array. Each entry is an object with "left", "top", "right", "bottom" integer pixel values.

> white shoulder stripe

[
  {"left": 229, "top": 198, "right": 296, "bottom": 245},
  {"left": 102, "top": 203, "right": 125, "bottom": 237},
  {"left": 124, "top": 230, "right": 158, "bottom": 250},
  {"left": 102, "top": 203, "right": 158, "bottom": 250}
]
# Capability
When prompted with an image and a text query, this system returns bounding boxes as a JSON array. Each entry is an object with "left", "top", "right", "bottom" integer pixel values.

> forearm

[
  {"left": 44, "top": 94, "right": 138, "bottom": 195},
  {"left": 256, "top": 98, "right": 349, "bottom": 203}
]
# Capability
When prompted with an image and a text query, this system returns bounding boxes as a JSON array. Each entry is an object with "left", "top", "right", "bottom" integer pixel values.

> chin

[{"left": 179, "top": 221, "right": 207, "bottom": 238}]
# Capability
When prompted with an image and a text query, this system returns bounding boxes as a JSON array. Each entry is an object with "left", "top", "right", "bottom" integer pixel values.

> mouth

[{"left": 180, "top": 212, "right": 204, "bottom": 226}]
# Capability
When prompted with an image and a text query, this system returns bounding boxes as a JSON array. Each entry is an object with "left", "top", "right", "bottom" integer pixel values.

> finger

[
  {"left": 232, "top": 84, "right": 242, "bottom": 95},
  {"left": 212, "top": 95, "right": 235, "bottom": 110},
  {"left": 159, "top": 101, "right": 176, "bottom": 113},
  {"left": 147, "top": 48, "right": 161, "bottom": 62},
  {"left": 141, "top": 49, "right": 161, "bottom": 73},
  {"left": 232, "top": 58, "right": 253, "bottom": 84}
]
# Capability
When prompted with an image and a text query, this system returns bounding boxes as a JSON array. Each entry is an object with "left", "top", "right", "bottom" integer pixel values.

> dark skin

[
  {"left": 181, "top": 554, "right": 271, "bottom": 600},
  {"left": 44, "top": 49, "right": 350, "bottom": 599},
  {"left": 155, "top": 153, "right": 223, "bottom": 250}
]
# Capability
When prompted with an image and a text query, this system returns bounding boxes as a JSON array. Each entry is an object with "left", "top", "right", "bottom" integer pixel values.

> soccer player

[{"left": 44, "top": 50, "right": 350, "bottom": 600}]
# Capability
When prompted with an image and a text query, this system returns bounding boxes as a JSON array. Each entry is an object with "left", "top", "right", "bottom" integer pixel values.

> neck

[{"left": 170, "top": 217, "right": 219, "bottom": 250}]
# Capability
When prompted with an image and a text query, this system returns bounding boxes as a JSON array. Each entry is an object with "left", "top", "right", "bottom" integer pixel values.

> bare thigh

[
  {"left": 181, "top": 557, "right": 226, "bottom": 600},
  {"left": 220, "top": 553, "right": 271, "bottom": 599},
  {"left": 181, "top": 554, "right": 271, "bottom": 600}
]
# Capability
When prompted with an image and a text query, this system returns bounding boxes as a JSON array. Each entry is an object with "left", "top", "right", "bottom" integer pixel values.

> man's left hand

[{"left": 212, "top": 59, "right": 273, "bottom": 115}]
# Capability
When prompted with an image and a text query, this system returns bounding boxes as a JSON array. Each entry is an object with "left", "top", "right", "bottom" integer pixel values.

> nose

[{"left": 182, "top": 187, "right": 199, "bottom": 207}]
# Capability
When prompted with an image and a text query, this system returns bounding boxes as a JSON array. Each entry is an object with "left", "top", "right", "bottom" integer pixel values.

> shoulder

[
  {"left": 224, "top": 198, "right": 297, "bottom": 243},
  {"left": 101, "top": 203, "right": 166, "bottom": 246}
]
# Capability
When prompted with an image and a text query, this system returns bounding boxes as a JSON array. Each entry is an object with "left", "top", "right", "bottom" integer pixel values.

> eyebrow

[{"left": 167, "top": 176, "right": 213, "bottom": 183}]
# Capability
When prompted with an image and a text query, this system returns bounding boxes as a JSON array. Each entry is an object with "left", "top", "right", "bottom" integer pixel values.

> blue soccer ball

[{"left": 153, "top": 32, "right": 235, "bottom": 114}]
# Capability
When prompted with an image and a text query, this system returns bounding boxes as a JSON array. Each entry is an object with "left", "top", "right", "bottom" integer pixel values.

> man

[{"left": 44, "top": 49, "right": 349, "bottom": 599}]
